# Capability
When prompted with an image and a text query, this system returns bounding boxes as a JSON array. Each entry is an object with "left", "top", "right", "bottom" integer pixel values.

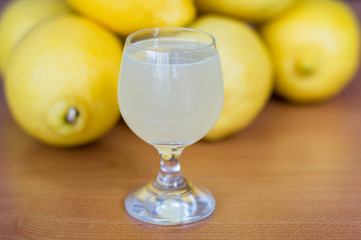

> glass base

[{"left": 125, "top": 180, "right": 215, "bottom": 225}]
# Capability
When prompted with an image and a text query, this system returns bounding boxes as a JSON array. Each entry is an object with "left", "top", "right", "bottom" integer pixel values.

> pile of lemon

[{"left": 0, "top": 0, "right": 359, "bottom": 146}]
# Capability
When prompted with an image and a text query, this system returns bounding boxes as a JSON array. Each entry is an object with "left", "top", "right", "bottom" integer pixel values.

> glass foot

[{"left": 125, "top": 180, "right": 215, "bottom": 225}]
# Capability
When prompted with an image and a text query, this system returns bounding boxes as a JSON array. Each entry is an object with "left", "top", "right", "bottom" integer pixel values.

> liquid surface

[{"left": 118, "top": 38, "right": 224, "bottom": 145}]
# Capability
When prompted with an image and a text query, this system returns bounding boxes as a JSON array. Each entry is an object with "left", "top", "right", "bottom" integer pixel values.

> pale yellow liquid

[{"left": 118, "top": 38, "right": 224, "bottom": 145}]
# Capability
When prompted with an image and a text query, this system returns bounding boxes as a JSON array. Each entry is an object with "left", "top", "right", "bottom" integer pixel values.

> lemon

[
  {"left": 5, "top": 15, "right": 123, "bottom": 147},
  {"left": 66, "top": 0, "right": 196, "bottom": 35},
  {"left": 260, "top": 0, "right": 360, "bottom": 103},
  {"left": 189, "top": 15, "right": 273, "bottom": 141},
  {"left": 0, "top": 0, "right": 69, "bottom": 74},
  {"left": 195, "top": 0, "right": 297, "bottom": 22}
]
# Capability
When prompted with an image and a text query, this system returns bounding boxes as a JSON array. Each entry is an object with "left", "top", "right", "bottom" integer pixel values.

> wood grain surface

[{"left": 1, "top": 1, "right": 361, "bottom": 239}]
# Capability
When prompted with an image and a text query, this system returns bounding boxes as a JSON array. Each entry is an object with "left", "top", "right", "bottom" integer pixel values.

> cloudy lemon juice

[{"left": 118, "top": 38, "right": 223, "bottom": 145}]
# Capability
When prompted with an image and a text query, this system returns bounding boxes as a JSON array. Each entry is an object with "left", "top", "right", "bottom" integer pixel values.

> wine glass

[{"left": 118, "top": 27, "right": 224, "bottom": 225}]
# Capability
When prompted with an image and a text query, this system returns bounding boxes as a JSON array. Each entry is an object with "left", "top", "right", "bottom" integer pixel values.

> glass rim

[{"left": 125, "top": 27, "right": 216, "bottom": 53}]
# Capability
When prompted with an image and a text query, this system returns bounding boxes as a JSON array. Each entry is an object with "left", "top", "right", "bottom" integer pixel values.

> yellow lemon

[
  {"left": 66, "top": 0, "right": 196, "bottom": 35},
  {"left": 189, "top": 15, "right": 273, "bottom": 141},
  {"left": 260, "top": 0, "right": 360, "bottom": 103},
  {"left": 5, "top": 15, "right": 122, "bottom": 147},
  {"left": 0, "top": 0, "right": 70, "bottom": 74},
  {"left": 195, "top": 0, "right": 297, "bottom": 22}
]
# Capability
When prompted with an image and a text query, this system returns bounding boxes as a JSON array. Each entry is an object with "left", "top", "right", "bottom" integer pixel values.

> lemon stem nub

[
  {"left": 295, "top": 51, "right": 318, "bottom": 77},
  {"left": 296, "top": 60, "right": 315, "bottom": 76},
  {"left": 65, "top": 107, "right": 79, "bottom": 124}
]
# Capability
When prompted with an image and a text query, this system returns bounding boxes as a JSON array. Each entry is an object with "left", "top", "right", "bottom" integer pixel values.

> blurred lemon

[
  {"left": 189, "top": 15, "right": 273, "bottom": 141},
  {"left": 195, "top": 0, "right": 297, "bottom": 22},
  {"left": 66, "top": 0, "right": 196, "bottom": 35},
  {"left": 260, "top": 0, "right": 360, "bottom": 103},
  {"left": 0, "top": 0, "right": 69, "bottom": 74},
  {"left": 5, "top": 16, "right": 122, "bottom": 147}
]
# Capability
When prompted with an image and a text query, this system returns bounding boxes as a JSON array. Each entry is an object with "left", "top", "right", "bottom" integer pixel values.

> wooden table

[{"left": 1, "top": 1, "right": 361, "bottom": 239}]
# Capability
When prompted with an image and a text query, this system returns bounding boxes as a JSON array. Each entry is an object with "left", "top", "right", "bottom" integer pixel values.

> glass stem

[{"left": 154, "top": 145, "right": 188, "bottom": 191}]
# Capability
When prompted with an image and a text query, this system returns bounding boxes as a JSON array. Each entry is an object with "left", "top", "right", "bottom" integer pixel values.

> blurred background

[{"left": 0, "top": 0, "right": 360, "bottom": 147}]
